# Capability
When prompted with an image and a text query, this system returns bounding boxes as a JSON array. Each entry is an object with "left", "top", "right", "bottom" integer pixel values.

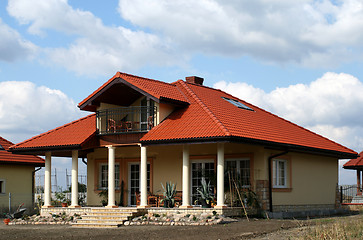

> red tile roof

[
  {"left": 0, "top": 136, "right": 44, "bottom": 166},
  {"left": 141, "top": 80, "right": 357, "bottom": 157},
  {"left": 78, "top": 72, "right": 187, "bottom": 111},
  {"left": 10, "top": 114, "right": 96, "bottom": 151},
  {"left": 11, "top": 72, "right": 356, "bottom": 159},
  {"left": 343, "top": 151, "right": 363, "bottom": 169}
]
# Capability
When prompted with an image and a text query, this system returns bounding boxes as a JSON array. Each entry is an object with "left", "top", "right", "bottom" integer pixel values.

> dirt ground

[{"left": 0, "top": 218, "right": 303, "bottom": 240}]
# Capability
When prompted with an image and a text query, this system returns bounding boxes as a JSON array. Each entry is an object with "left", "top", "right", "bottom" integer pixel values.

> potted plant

[
  {"left": 98, "top": 190, "right": 108, "bottom": 206},
  {"left": 196, "top": 178, "right": 214, "bottom": 208},
  {"left": 160, "top": 182, "right": 177, "bottom": 208},
  {"left": 55, "top": 192, "right": 68, "bottom": 207}
]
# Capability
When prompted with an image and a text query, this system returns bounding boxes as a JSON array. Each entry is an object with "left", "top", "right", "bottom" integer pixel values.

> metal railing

[
  {"left": 96, "top": 106, "right": 157, "bottom": 135},
  {"left": 340, "top": 185, "right": 363, "bottom": 204}
]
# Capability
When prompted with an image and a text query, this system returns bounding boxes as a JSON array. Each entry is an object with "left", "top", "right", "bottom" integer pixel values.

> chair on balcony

[
  {"left": 108, "top": 119, "right": 117, "bottom": 133},
  {"left": 147, "top": 116, "right": 154, "bottom": 130}
]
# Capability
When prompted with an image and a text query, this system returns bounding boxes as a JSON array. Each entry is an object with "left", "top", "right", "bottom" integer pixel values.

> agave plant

[
  {"left": 196, "top": 178, "right": 214, "bottom": 207},
  {"left": 161, "top": 182, "right": 177, "bottom": 208}
]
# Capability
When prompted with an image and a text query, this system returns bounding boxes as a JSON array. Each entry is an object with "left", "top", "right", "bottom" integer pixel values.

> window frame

[
  {"left": 98, "top": 163, "right": 120, "bottom": 190},
  {"left": 272, "top": 159, "right": 287, "bottom": 188},
  {"left": 225, "top": 158, "right": 251, "bottom": 188}
]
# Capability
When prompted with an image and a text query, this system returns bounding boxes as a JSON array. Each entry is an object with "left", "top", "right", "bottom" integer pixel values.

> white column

[
  {"left": 139, "top": 146, "right": 148, "bottom": 208},
  {"left": 43, "top": 152, "right": 52, "bottom": 207},
  {"left": 216, "top": 143, "right": 225, "bottom": 208},
  {"left": 181, "top": 145, "right": 191, "bottom": 208},
  {"left": 70, "top": 150, "right": 79, "bottom": 207},
  {"left": 107, "top": 146, "right": 116, "bottom": 208}
]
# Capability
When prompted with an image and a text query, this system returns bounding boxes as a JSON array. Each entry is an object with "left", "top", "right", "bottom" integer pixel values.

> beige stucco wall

[
  {"left": 86, "top": 143, "right": 266, "bottom": 206},
  {"left": 86, "top": 142, "right": 339, "bottom": 209},
  {"left": 0, "top": 165, "right": 34, "bottom": 213},
  {"left": 272, "top": 152, "right": 338, "bottom": 206}
]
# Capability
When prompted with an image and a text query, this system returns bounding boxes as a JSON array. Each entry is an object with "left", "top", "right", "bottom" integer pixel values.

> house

[
  {"left": 342, "top": 151, "right": 363, "bottom": 204},
  {"left": 0, "top": 136, "right": 44, "bottom": 215},
  {"left": 10, "top": 72, "right": 357, "bottom": 213}
]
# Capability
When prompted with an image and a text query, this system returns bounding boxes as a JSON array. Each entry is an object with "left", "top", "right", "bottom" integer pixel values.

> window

[
  {"left": 0, "top": 144, "right": 4, "bottom": 150},
  {"left": 99, "top": 163, "right": 120, "bottom": 190},
  {"left": 191, "top": 160, "right": 215, "bottom": 205},
  {"left": 222, "top": 97, "right": 254, "bottom": 111},
  {"left": 273, "top": 159, "right": 287, "bottom": 188},
  {"left": 225, "top": 158, "right": 250, "bottom": 187},
  {"left": 0, "top": 179, "right": 5, "bottom": 194}
]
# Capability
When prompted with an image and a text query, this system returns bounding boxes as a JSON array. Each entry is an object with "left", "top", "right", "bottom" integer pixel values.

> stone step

[
  {"left": 72, "top": 222, "right": 121, "bottom": 228},
  {"left": 88, "top": 211, "right": 135, "bottom": 216},
  {"left": 76, "top": 219, "right": 125, "bottom": 224},
  {"left": 90, "top": 208, "right": 139, "bottom": 213},
  {"left": 81, "top": 215, "right": 129, "bottom": 220}
]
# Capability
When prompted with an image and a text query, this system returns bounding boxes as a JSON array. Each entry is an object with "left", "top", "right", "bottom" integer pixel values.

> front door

[
  {"left": 191, "top": 160, "right": 215, "bottom": 205},
  {"left": 128, "top": 162, "right": 150, "bottom": 206}
]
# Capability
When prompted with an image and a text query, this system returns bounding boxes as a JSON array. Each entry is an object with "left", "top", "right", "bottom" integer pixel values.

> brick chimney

[{"left": 185, "top": 76, "right": 204, "bottom": 85}]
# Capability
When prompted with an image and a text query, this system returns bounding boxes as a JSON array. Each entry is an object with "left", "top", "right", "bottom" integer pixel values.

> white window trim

[
  {"left": 98, "top": 163, "right": 120, "bottom": 190},
  {"left": 0, "top": 179, "right": 5, "bottom": 194},
  {"left": 225, "top": 158, "right": 250, "bottom": 188},
  {"left": 273, "top": 159, "right": 287, "bottom": 188}
]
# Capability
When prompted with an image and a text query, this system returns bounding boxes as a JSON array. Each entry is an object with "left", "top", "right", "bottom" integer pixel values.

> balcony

[{"left": 96, "top": 106, "right": 157, "bottom": 135}]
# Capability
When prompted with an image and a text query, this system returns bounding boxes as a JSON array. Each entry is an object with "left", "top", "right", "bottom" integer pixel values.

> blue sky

[{"left": 1, "top": 0, "right": 363, "bottom": 188}]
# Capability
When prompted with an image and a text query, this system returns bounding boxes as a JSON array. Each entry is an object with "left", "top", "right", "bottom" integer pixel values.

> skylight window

[
  {"left": 0, "top": 144, "right": 4, "bottom": 151},
  {"left": 222, "top": 97, "right": 254, "bottom": 111}
]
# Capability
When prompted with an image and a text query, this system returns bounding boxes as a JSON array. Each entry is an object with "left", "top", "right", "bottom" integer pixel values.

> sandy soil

[{"left": 0, "top": 218, "right": 301, "bottom": 240}]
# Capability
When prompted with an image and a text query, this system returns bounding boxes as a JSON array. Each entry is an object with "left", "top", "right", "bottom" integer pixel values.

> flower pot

[
  {"left": 61, "top": 202, "right": 68, "bottom": 207},
  {"left": 3, "top": 218, "right": 10, "bottom": 225},
  {"left": 201, "top": 199, "right": 211, "bottom": 208}
]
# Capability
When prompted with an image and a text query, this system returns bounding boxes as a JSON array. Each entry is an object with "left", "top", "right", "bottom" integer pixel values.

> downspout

[
  {"left": 268, "top": 151, "right": 288, "bottom": 212},
  {"left": 32, "top": 167, "right": 42, "bottom": 206}
]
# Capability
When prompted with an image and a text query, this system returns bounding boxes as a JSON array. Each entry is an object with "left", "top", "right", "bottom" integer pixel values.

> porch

[{"left": 40, "top": 206, "right": 244, "bottom": 228}]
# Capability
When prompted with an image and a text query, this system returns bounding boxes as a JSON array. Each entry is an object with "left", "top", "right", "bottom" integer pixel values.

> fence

[
  {"left": 340, "top": 185, "right": 363, "bottom": 204},
  {"left": 34, "top": 192, "right": 87, "bottom": 207}
]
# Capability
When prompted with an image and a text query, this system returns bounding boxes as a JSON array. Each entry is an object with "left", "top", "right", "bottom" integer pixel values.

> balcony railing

[{"left": 96, "top": 106, "right": 157, "bottom": 135}]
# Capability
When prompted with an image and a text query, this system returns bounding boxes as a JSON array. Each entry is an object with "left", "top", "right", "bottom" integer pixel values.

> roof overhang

[{"left": 140, "top": 136, "right": 358, "bottom": 159}]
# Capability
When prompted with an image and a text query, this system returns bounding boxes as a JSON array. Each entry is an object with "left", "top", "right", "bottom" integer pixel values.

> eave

[{"left": 140, "top": 136, "right": 358, "bottom": 159}]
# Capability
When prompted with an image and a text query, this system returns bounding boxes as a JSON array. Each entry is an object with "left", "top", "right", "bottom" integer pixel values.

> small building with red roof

[
  {"left": 342, "top": 151, "right": 363, "bottom": 202},
  {"left": 0, "top": 136, "right": 44, "bottom": 215},
  {"left": 10, "top": 72, "right": 357, "bottom": 215}
]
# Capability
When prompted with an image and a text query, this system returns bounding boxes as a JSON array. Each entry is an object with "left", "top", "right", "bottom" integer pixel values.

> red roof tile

[
  {"left": 78, "top": 72, "right": 187, "bottom": 111},
  {"left": 343, "top": 151, "right": 363, "bottom": 169},
  {"left": 141, "top": 80, "right": 357, "bottom": 157},
  {"left": 0, "top": 136, "right": 44, "bottom": 166},
  {"left": 12, "top": 72, "right": 356, "bottom": 159},
  {"left": 10, "top": 114, "right": 96, "bottom": 151}
]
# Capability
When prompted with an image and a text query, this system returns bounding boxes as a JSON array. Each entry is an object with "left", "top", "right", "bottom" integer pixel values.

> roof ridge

[
  {"left": 178, "top": 80, "right": 231, "bottom": 136},
  {"left": 10, "top": 114, "right": 95, "bottom": 149},
  {"left": 118, "top": 72, "right": 177, "bottom": 87}
]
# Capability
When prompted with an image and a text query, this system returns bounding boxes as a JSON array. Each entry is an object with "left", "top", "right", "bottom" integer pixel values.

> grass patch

[{"left": 296, "top": 215, "right": 363, "bottom": 239}]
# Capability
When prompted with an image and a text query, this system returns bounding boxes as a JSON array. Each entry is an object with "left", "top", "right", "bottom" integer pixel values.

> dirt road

[{"left": 0, "top": 218, "right": 300, "bottom": 240}]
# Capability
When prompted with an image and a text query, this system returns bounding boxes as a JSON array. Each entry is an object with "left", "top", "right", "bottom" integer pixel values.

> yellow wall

[
  {"left": 0, "top": 165, "right": 34, "bottom": 213},
  {"left": 86, "top": 143, "right": 338, "bottom": 208},
  {"left": 272, "top": 152, "right": 338, "bottom": 206}
]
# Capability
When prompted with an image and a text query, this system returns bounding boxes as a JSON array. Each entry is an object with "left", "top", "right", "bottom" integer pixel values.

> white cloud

[
  {"left": 214, "top": 72, "right": 363, "bottom": 152},
  {"left": 118, "top": 0, "right": 363, "bottom": 67},
  {"left": 0, "top": 81, "right": 81, "bottom": 143},
  {"left": 7, "top": 0, "right": 179, "bottom": 76},
  {"left": 0, "top": 18, "right": 37, "bottom": 62}
]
